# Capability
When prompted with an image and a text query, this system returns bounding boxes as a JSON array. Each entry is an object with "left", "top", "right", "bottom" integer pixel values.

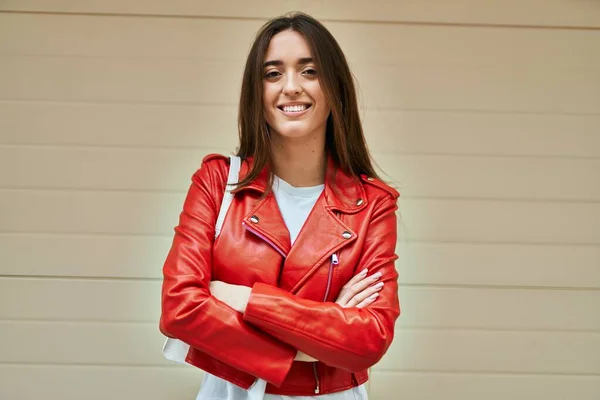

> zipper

[
  {"left": 314, "top": 252, "right": 339, "bottom": 393},
  {"left": 323, "top": 253, "right": 338, "bottom": 302},
  {"left": 331, "top": 253, "right": 339, "bottom": 265},
  {"left": 323, "top": 212, "right": 342, "bottom": 302},
  {"left": 247, "top": 216, "right": 338, "bottom": 395},
  {"left": 314, "top": 212, "right": 343, "bottom": 393},
  {"left": 242, "top": 222, "right": 286, "bottom": 258},
  {"left": 312, "top": 363, "right": 320, "bottom": 394}
]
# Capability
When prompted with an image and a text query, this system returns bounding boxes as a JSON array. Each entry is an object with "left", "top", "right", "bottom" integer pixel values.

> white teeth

[{"left": 282, "top": 105, "right": 307, "bottom": 112}]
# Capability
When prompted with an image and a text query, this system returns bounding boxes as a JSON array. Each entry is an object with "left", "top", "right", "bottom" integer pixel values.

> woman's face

[{"left": 262, "top": 30, "right": 330, "bottom": 141}]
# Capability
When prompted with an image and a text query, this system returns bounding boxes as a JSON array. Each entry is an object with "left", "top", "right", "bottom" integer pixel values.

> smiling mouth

[{"left": 278, "top": 104, "right": 311, "bottom": 113}]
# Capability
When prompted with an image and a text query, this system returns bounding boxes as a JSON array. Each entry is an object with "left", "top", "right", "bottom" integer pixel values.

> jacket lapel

[
  {"left": 242, "top": 193, "right": 291, "bottom": 258},
  {"left": 282, "top": 194, "right": 356, "bottom": 293},
  {"left": 236, "top": 156, "right": 368, "bottom": 293}
]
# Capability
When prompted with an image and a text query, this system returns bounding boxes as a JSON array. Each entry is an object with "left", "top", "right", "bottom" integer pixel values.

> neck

[{"left": 270, "top": 132, "right": 326, "bottom": 187}]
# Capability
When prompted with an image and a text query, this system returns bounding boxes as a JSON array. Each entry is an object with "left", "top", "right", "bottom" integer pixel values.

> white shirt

[{"left": 196, "top": 176, "right": 368, "bottom": 400}]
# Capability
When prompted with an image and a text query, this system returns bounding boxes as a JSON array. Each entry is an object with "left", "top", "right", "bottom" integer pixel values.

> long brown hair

[{"left": 236, "top": 12, "right": 380, "bottom": 188}]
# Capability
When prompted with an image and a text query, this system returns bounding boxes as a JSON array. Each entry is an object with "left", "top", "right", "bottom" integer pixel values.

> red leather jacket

[{"left": 160, "top": 153, "right": 401, "bottom": 396}]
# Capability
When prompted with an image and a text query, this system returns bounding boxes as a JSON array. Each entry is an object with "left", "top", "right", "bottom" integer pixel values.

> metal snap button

[
  {"left": 366, "top": 177, "right": 374, "bottom": 181},
  {"left": 250, "top": 215, "right": 259, "bottom": 223},
  {"left": 356, "top": 198, "right": 364, "bottom": 206},
  {"left": 342, "top": 231, "right": 352, "bottom": 239}
]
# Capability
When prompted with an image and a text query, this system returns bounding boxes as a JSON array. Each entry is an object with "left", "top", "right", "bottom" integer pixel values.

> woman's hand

[
  {"left": 210, "top": 281, "right": 319, "bottom": 363},
  {"left": 209, "top": 281, "right": 252, "bottom": 313},
  {"left": 210, "top": 268, "right": 383, "bottom": 314},
  {"left": 335, "top": 269, "right": 384, "bottom": 308},
  {"left": 296, "top": 269, "right": 383, "bottom": 363},
  {"left": 210, "top": 273, "right": 382, "bottom": 363}
]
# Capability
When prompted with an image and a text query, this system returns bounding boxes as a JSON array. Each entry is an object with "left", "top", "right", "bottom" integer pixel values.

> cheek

[
  {"left": 310, "top": 84, "right": 329, "bottom": 112},
  {"left": 262, "top": 87, "right": 276, "bottom": 122},
  {"left": 262, "top": 87, "right": 272, "bottom": 107},
  {"left": 314, "top": 92, "right": 331, "bottom": 119},
  {"left": 263, "top": 81, "right": 280, "bottom": 102}
]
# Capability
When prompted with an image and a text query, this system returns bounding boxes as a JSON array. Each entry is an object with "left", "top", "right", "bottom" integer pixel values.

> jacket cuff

[
  {"left": 242, "top": 282, "right": 295, "bottom": 386},
  {"left": 260, "top": 345, "right": 296, "bottom": 387},
  {"left": 243, "top": 282, "right": 282, "bottom": 327}
]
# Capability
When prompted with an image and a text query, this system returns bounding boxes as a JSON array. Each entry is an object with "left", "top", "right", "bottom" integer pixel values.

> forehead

[{"left": 264, "top": 30, "right": 313, "bottom": 61}]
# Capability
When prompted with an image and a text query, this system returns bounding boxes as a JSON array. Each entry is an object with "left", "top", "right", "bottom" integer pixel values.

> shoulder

[
  {"left": 192, "top": 153, "right": 230, "bottom": 185},
  {"left": 202, "top": 153, "right": 230, "bottom": 168},
  {"left": 360, "top": 174, "right": 400, "bottom": 201},
  {"left": 201, "top": 153, "right": 231, "bottom": 172}
]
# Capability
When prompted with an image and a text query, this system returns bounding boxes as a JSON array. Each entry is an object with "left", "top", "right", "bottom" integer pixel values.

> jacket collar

[
  {"left": 237, "top": 155, "right": 367, "bottom": 293},
  {"left": 237, "top": 155, "right": 367, "bottom": 214}
]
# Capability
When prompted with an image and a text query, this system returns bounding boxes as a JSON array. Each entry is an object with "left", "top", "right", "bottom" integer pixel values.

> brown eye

[
  {"left": 303, "top": 68, "right": 317, "bottom": 76},
  {"left": 265, "top": 70, "right": 281, "bottom": 78}
]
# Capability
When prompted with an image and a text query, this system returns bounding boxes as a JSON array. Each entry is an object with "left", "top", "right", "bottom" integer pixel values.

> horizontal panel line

[
  {"left": 1, "top": 233, "right": 599, "bottom": 246},
  {"left": 0, "top": 99, "right": 234, "bottom": 108},
  {"left": 325, "top": 19, "right": 600, "bottom": 32},
  {"left": 399, "top": 282, "right": 600, "bottom": 292},
  {"left": 2, "top": 317, "right": 600, "bottom": 333},
  {"left": 0, "top": 98, "right": 599, "bottom": 117},
  {"left": 0, "top": 97, "right": 239, "bottom": 108},
  {"left": 0, "top": 233, "right": 591, "bottom": 247},
  {"left": 384, "top": 153, "right": 600, "bottom": 160},
  {"left": 4, "top": 52, "right": 600, "bottom": 73},
  {"left": 396, "top": 326, "right": 600, "bottom": 334},
  {"left": 0, "top": 10, "right": 267, "bottom": 22},
  {"left": 3, "top": 320, "right": 600, "bottom": 335},
  {"left": 0, "top": 187, "right": 181, "bottom": 195},
  {"left": 1, "top": 362, "right": 598, "bottom": 377},
  {"left": 397, "top": 239, "right": 600, "bottom": 247},
  {"left": 373, "top": 368, "right": 600, "bottom": 377},
  {"left": 0, "top": 317, "right": 158, "bottom": 324},
  {"left": 1, "top": 274, "right": 599, "bottom": 291},
  {"left": 9, "top": 53, "right": 600, "bottom": 72},
  {"left": 0, "top": 274, "right": 162, "bottom": 283},
  {"left": 1, "top": 10, "right": 599, "bottom": 31},
  {"left": 3, "top": 187, "right": 600, "bottom": 204},
  {"left": 0, "top": 320, "right": 154, "bottom": 326},
  {"left": 0, "top": 230, "right": 173, "bottom": 237},
  {"left": 0, "top": 51, "right": 246, "bottom": 63},
  {"left": 0, "top": 360, "right": 178, "bottom": 368},
  {"left": 2, "top": 99, "right": 600, "bottom": 119},
  {"left": 2, "top": 143, "right": 600, "bottom": 160},
  {"left": 0, "top": 186, "right": 188, "bottom": 194},
  {"left": 0, "top": 143, "right": 232, "bottom": 152},
  {"left": 2, "top": 231, "right": 600, "bottom": 248}
]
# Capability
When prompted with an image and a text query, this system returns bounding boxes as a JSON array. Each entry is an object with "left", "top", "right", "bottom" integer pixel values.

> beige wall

[{"left": 1, "top": 1, "right": 599, "bottom": 399}]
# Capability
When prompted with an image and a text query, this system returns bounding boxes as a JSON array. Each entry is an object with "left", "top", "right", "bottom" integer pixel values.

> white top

[{"left": 196, "top": 176, "right": 368, "bottom": 400}]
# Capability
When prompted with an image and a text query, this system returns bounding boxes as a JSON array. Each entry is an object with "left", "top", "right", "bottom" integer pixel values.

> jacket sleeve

[
  {"left": 242, "top": 194, "right": 400, "bottom": 372},
  {"left": 160, "top": 159, "right": 296, "bottom": 387}
]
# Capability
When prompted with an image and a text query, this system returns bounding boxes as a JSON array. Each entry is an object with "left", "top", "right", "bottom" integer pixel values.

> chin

[{"left": 271, "top": 125, "right": 317, "bottom": 140}]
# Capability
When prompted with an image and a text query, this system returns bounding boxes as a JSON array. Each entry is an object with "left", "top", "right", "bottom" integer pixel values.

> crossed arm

[
  {"left": 207, "top": 195, "right": 401, "bottom": 372},
  {"left": 160, "top": 162, "right": 400, "bottom": 386},
  {"left": 209, "top": 267, "right": 385, "bottom": 362}
]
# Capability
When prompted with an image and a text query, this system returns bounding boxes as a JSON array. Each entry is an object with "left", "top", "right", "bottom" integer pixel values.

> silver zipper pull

[
  {"left": 331, "top": 253, "right": 339, "bottom": 265},
  {"left": 313, "top": 363, "right": 320, "bottom": 394}
]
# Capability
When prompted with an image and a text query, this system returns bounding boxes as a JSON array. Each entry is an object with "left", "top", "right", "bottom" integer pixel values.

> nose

[{"left": 282, "top": 72, "right": 302, "bottom": 96}]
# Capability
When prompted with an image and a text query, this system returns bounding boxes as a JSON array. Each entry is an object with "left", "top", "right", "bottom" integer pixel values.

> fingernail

[
  {"left": 370, "top": 293, "right": 380, "bottom": 299},
  {"left": 372, "top": 272, "right": 382, "bottom": 279},
  {"left": 360, "top": 269, "right": 368, "bottom": 276},
  {"left": 374, "top": 282, "right": 384, "bottom": 289}
]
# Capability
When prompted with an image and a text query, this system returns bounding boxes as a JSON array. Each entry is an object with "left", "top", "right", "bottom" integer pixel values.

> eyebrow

[{"left": 263, "top": 57, "right": 314, "bottom": 68}]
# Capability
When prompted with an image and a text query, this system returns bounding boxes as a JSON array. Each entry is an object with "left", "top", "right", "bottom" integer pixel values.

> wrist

[
  {"left": 295, "top": 350, "right": 318, "bottom": 362},
  {"left": 237, "top": 285, "right": 252, "bottom": 313}
]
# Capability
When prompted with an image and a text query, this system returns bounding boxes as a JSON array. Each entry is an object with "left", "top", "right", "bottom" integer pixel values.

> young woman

[{"left": 160, "top": 12, "right": 400, "bottom": 399}]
